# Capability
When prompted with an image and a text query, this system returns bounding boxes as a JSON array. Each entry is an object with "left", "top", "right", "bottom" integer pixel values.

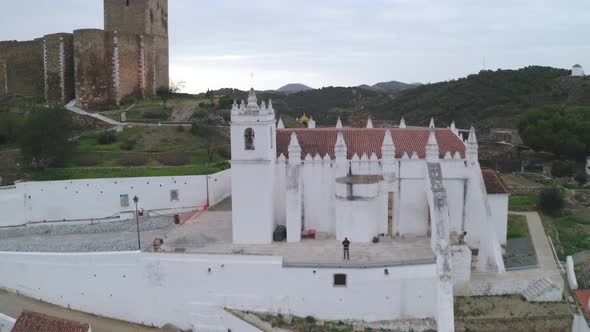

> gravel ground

[
  {"left": 0, "top": 216, "right": 175, "bottom": 239},
  {"left": 0, "top": 216, "right": 179, "bottom": 253}
]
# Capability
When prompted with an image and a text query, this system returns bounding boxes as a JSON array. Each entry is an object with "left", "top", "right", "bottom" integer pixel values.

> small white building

[{"left": 572, "top": 64, "right": 585, "bottom": 77}]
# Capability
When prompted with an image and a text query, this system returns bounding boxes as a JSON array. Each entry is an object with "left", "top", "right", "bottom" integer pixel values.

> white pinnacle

[
  {"left": 367, "top": 117, "right": 374, "bottom": 128},
  {"left": 467, "top": 126, "right": 477, "bottom": 144},
  {"left": 289, "top": 132, "right": 300, "bottom": 147},
  {"left": 336, "top": 116, "right": 343, "bottom": 129},
  {"left": 381, "top": 128, "right": 394, "bottom": 146},
  {"left": 335, "top": 130, "right": 346, "bottom": 146},
  {"left": 399, "top": 116, "right": 406, "bottom": 128},
  {"left": 277, "top": 118, "right": 285, "bottom": 129},
  {"left": 429, "top": 117, "right": 435, "bottom": 129},
  {"left": 427, "top": 127, "right": 438, "bottom": 145}
]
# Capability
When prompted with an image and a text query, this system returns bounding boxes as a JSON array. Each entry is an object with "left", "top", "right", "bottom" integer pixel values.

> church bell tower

[{"left": 230, "top": 88, "right": 277, "bottom": 244}]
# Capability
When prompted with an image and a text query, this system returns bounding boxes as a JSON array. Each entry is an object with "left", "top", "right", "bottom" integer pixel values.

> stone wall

[
  {"left": 0, "top": 39, "right": 44, "bottom": 98},
  {"left": 44, "top": 33, "right": 75, "bottom": 104},
  {"left": 153, "top": 35, "right": 169, "bottom": 93},
  {"left": 117, "top": 32, "right": 141, "bottom": 101},
  {"left": 104, "top": 0, "right": 168, "bottom": 95},
  {"left": 0, "top": 0, "right": 168, "bottom": 107},
  {"left": 73, "top": 29, "right": 115, "bottom": 110},
  {"left": 105, "top": 0, "right": 168, "bottom": 38},
  {"left": 73, "top": 29, "right": 161, "bottom": 110}
]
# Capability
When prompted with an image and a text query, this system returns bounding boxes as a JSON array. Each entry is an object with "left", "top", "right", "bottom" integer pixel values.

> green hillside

[{"left": 211, "top": 66, "right": 590, "bottom": 131}]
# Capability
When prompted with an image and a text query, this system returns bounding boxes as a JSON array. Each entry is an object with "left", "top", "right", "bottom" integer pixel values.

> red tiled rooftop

[
  {"left": 11, "top": 311, "right": 90, "bottom": 332},
  {"left": 276, "top": 128, "right": 465, "bottom": 160},
  {"left": 575, "top": 290, "right": 590, "bottom": 317},
  {"left": 482, "top": 169, "right": 510, "bottom": 194}
]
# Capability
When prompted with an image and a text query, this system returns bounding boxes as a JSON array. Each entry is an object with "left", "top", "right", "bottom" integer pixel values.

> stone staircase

[
  {"left": 65, "top": 100, "right": 121, "bottom": 126},
  {"left": 521, "top": 277, "right": 561, "bottom": 301}
]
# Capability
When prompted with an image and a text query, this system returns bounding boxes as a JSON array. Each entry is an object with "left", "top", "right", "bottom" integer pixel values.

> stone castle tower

[{"left": 0, "top": 0, "right": 169, "bottom": 110}]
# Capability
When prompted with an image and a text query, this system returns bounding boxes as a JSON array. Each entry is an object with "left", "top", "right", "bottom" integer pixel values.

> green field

[
  {"left": 551, "top": 215, "right": 590, "bottom": 257},
  {"left": 68, "top": 126, "right": 229, "bottom": 168},
  {"left": 29, "top": 164, "right": 228, "bottom": 181},
  {"left": 509, "top": 195, "right": 538, "bottom": 207}
]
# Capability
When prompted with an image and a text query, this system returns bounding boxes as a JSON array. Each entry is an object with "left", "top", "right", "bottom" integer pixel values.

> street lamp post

[{"left": 133, "top": 195, "right": 141, "bottom": 250}]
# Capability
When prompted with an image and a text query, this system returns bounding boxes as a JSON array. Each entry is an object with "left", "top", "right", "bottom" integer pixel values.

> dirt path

[{"left": 0, "top": 289, "right": 158, "bottom": 332}]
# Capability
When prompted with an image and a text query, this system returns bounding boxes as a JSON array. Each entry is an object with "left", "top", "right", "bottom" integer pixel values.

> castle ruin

[{"left": 0, "top": 0, "right": 169, "bottom": 110}]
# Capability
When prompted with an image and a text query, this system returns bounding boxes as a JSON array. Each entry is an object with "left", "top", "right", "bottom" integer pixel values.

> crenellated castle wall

[
  {"left": 0, "top": 39, "right": 45, "bottom": 98},
  {"left": 0, "top": 0, "right": 169, "bottom": 110},
  {"left": 44, "top": 33, "right": 75, "bottom": 104}
]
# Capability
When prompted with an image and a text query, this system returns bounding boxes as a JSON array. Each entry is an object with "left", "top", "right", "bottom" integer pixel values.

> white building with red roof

[
  {"left": 231, "top": 88, "right": 508, "bottom": 262},
  {"left": 228, "top": 88, "right": 514, "bottom": 330}
]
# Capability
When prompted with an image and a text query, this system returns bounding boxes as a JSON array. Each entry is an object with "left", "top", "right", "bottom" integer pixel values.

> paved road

[{"left": 0, "top": 289, "right": 157, "bottom": 332}]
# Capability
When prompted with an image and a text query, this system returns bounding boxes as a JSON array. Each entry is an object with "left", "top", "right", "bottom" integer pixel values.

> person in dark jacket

[{"left": 342, "top": 237, "right": 350, "bottom": 260}]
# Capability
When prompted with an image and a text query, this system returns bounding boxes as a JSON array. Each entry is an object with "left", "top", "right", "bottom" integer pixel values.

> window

[
  {"left": 170, "top": 189, "right": 179, "bottom": 201},
  {"left": 120, "top": 194, "right": 129, "bottom": 207},
  {"left": 244, "top": 128, "right": 255, "bottom": 150},
  {"left": 333, "top": 274, "right": 347, "bottom": 287}
]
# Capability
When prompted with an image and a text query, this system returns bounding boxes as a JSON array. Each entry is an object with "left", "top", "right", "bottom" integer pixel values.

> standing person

[{"left": 342, "top": 237, "right": 351, "bottom": 260}]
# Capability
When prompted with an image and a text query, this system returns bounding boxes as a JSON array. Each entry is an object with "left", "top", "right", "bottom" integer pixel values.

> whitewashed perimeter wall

[
  {"left": 487, "top": 194, "right": 509, "bottom": 246},
  {"left": 0, "top": 251, "right": 438, "bottom": 330},
  {"left": 274, "top": 157, "right": 473, "bottom": 238},
  {"left": 0, "top": 170, "right": 231, "bottom": 227}
]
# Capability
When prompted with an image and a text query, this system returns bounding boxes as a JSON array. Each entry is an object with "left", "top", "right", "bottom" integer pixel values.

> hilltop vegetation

[
  {"left": 211, "top": 66, "right": 590, "bottom": 131},
  {"left": 518, "top": 105, "right": 590, "bottom": 159}
]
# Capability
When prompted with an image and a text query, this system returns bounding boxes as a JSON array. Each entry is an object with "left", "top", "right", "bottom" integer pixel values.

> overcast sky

[{"left": 1, "top": 0, "right": 588, "bottom": 93}]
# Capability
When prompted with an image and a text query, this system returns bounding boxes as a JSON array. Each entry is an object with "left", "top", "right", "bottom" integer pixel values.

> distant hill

[
  {"left": 358, "top": 81, "right": 421, "bottom": 93},
  {"left": 208, "top": 66, "right": 590, "bottom": 131},
  {"left": 277, "top": 83, "right": 313, "bottom": 94},
  {"left": 380, "top": 66, "right": 590, "bottom": 130}
]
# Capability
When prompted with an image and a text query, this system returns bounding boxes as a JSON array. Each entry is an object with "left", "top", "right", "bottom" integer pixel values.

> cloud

[{"left": 1, "top": 0, "right": 589, "bottom": 93}]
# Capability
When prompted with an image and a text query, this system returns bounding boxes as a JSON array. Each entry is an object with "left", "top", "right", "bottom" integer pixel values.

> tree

[
  {"left": 518, "top": 106, "right": 590, "bottom": 160},
  {"left": 575, "top": 172, "right": 588, "bottom": 187},
  {"left": 348, "top": 90, "right": 373, "bottom": 128},
  {"left": 0, "top": 112, "right": 23, "bottom": 145},
  {"left": 538, "top": 187, "right": 565, "bottom": 216},
  {"left": 191, "top": 112, "right": 226, "bottom": 162},
  {"left": 551, "top": 160, "right": 576, "bottom": 178},
  {"left": 18, "top": 108, "right": 73, "bottom": 169},
  {"left": 157, "top": 80, "right": 185, "bottom": 110}
]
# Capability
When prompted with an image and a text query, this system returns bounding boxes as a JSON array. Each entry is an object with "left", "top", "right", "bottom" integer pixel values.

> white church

[{"left": 231, "top": 88, "right": 508, "bottom": 268}]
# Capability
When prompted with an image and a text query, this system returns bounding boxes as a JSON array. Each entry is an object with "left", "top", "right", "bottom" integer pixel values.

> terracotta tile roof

[
  {"left": 276, "top": 128, "right": 465, "bottom": 160},
  {"left": 11, "top": 311, "right": 90, "bottom": 332},
  {"left": 482, "top": 169, "right": 510, "bottom": 194},
  {"left": 575, "top": 290, "right": 590, "bottom": 317}
]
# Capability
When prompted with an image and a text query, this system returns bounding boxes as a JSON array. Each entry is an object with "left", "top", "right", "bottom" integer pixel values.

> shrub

[
  {"left": 575, "top": 172, "right": 588, "bottom": 186},
  {"left": 118, "top": 153, "right": 148, "bottom": 166},
  {"left": 218, "top": 145, "right": 231, "bottom": 159},
  {"left": 142, "top": 110, "right": 168, "bottom": 120},
  {"left": 77, "top": 153, "right": 101, "bottom": 166},
  {"left": 157, "top": 152, "right": 188, "bottom": 166},
  {"left": 120, "top": 138, "right": 137, "bottom": 151},
  {"left": 538, "top": 187, "right": 565, "bottom": 216},
  {"left": 97, "top": 131, "right": 117, "bottom": 145},
  {"left": 551, "top": 160, "right": 575, "bottom": 178},
  {"left": 176, "top": 125, "right": 185, "bottom": 132}
]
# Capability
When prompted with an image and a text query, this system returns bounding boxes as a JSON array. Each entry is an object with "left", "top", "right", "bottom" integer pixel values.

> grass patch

[
  {"left": 29, "top": 164, "right": 228, "bottom": 181},
  {"left": 552, "top": 215, "right": 590, "bottom": 257},
  {"left": 507, "top": 214, "right": 529, "bottom": 239},
  {"left": 509, "top": 195, "right": 537, "bottom": 207}
]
